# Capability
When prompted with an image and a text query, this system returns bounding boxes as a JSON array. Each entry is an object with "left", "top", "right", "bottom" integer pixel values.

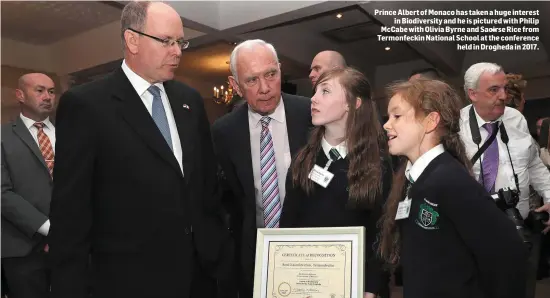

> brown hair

[
  {"left": 378, "top": 79, "right": 472, "bottom": 265},
  {"left": 505, "top": 73, "right": 527, "bottom": 110},
  {"left": 291, "top": 67, "right": 387, "bottom": 208}
]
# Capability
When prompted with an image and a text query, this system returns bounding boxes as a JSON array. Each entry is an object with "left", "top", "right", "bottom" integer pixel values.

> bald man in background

[
  {"left": 309, "top": 50, "right": 347, "bottom": 86},
  {"left": 409, "top": 67, "right": 442, "bottom": 81},
  {"left": 2, "top": 73, "right": 57, "bottom": 298}
]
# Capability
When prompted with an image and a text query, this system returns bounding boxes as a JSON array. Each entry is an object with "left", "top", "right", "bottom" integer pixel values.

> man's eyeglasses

[{"left": 127, "top": 28, "right": 189, "bottom": 50}]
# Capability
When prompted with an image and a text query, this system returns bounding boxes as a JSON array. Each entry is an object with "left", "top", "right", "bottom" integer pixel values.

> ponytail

[
  {"left": 440, "top": 131, "right": 473, "bottom": 175},
  {"left": 378, "top": 161, "right": 407, "bottom": 266}
]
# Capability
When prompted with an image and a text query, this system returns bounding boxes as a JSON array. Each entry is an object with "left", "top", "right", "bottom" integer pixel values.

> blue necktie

[{"left": 147, "top": 85, "right": 173, "bottom": 151}]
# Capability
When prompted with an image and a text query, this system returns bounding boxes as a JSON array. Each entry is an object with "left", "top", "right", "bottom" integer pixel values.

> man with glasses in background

[
  {"left": 48, "top": 2, "right": 232, "bottom": 298},
  {"left": 459, "top": 62, "right": 550, "bottom": 298}
]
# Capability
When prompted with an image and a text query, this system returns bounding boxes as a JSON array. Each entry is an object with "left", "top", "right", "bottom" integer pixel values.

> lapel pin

[{"left": 182, "top": 104, "right": 190, "bottom": 110}]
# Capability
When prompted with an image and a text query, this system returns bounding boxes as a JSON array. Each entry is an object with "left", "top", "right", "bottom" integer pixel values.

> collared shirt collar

[
  {"left": 121, "top": 59, "right": 166, "bottom": 97},
  {"left": 472, "top": 106, "right": 503, "bottom": 129},
  {"left": 248, "top": 96, "right": 285, "bottom": 127},
  {"left": 321, "top": 137, "right": 348, "bottom": 159},
  {"left": 405, "top": 144, "right": 445, "bottom": 183},
  {"left": 19, "top": 113, "right": 53, "bottom": 130}
]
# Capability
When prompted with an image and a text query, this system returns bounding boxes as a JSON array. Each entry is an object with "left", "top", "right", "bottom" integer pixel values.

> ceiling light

[
  {"left": 385, "top": 46, "right": 391, "bottom": 51},
  {"left": 336, "top": 13, "right": 343, "bottom": 19}
]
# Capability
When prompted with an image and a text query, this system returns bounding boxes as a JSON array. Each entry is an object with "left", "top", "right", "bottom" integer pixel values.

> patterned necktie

[
  {"left": 481, "top": 122, "right": 499, "bottom": 193},
  {"left": 33, "top": 122, "right": 54, "bottom": 177},
  {"left": 329, "top": 148, "right": 342, "bottom": 161},
  {"left": 147, "top": 85, "right": 172, "bottom": 151},
  {"left": 407, "top": 173, "right": 415, "bottom": 184},
  {"left": 405, "top": 172, "right": 414, "bottom": 196},
  {"left": 260, "top": 117, "right": 281, "bottom": 228}
]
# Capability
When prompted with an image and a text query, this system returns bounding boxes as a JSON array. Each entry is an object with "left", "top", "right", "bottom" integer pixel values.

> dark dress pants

[{"left": 2, "top": 246, "right": 50, "bottom": 298}]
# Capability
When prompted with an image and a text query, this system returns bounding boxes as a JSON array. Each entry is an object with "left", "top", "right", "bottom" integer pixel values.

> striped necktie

[
  {"left": 260, "top": 117, "right": 281, "bottom": 228},
  {"left": 329, "top": 148, "right": 342, "bottom": 161},
  {"left": 33, "top": 122, "right": 54, "bottom": 177},
  {"left": 405, "top": 173, "right": 414, "bottom": 198}
]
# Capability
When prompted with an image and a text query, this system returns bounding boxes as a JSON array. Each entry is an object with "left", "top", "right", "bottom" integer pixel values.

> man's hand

[
  {"left": 364, "top": 292, "right": 376, "bottom": 298},
  {"left": 535, "top": 203, "right": 550, "bottom": 234},
  {"left": 44, "top": 244, "right": 49, "bottom": 253}
]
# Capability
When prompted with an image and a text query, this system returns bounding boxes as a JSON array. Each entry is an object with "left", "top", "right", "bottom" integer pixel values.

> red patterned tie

[{"left": 33, "top": 122, "right": 54, "bottom": 177}]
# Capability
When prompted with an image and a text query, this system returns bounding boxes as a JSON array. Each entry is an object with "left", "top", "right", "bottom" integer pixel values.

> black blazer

[
  {"left": 211, "top": 93, "right": 311, "bottom": 297},
  {"left": 280, "top": 151, "right": 392, "bottom": 296},
  {"left": 48, "top": 68, "right": 231, "bottom": 298},
  {"left": 1, "top": 117, "right": 53, "bottom": 258}
]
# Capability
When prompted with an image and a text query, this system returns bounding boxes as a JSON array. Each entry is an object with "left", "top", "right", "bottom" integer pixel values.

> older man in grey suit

[{"left": 1, "top": 73, "right": 57, "bottom": 298}]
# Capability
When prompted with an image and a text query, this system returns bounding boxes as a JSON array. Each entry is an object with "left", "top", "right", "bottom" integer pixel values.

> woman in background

[{"left": 505, "top": 73, "right": 527, "bottom": 113}]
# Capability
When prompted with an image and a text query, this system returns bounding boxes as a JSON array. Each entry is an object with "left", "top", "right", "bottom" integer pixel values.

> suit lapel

[
  {"left": 12, "top": 117, "right": 49, "bottom": 172},
  {"left": 163, "top": 81, "right": 194, "bottom": 182},
  {"left": 283, "top": 93, "right": 309, "bottom": 156},
  {"left": 234, "top": 104, "right": 256, "bottom": 204},
  {"left": 111, "top": 69, "right": 183, "bottom": 178},
  {"left": 233, "top": 104, "right": 258, "bottom": 250}
]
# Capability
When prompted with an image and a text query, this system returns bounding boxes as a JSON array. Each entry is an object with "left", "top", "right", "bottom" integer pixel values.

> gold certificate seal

[{"left": 277, "top": 282, "right": 291, "bottom": 297}]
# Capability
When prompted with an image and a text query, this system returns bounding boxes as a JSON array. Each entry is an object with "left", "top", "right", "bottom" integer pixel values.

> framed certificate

[{"left": 253, "top": 227, "right": 365, "bottom": 298}]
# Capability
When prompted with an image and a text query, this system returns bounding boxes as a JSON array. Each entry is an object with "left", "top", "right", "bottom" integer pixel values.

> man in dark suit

[
  {"left": 1, "top": 73, "right": 57, "bottom": 298},
  {"left": 48, "top": 2, "right": 231, "bottom": 298},
  {"left": 212, "top": 39, "right": 312, "bottom": 298}
]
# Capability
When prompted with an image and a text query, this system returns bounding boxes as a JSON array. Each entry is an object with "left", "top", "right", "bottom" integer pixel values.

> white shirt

[
  {"left": 19, "top": 113, "right": 55, "bottom": 236},
  {"left": 248, "top": 98, "right": 292, "bottom": 227},
  {"left": 121, "top": 60, "right": 183, "bottom": 174},
  {"left": 459, "top": 105, "right": 550, "bottom": 218},
  {"left": 321, "top": 137, "right": 348, "bottom": 160},
  {"left": 405, "top": 144, "right": 445, "bottom": 183}
]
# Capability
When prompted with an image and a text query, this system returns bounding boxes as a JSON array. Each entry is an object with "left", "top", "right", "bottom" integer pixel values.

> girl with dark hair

[
  {"left": 379, "top": 79, "right": 528, "bottom": 298},
  {"left": 280, "top": 67, "right": 391, "bottom": 298}
]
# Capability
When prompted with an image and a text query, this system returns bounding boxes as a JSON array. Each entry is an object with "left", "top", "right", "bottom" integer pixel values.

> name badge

[
  {"left": 308, "top": 165, "right": 334, "bottom": 188},
  {"left": 395, "top": 197, "right": 411, "bottom": 220}
]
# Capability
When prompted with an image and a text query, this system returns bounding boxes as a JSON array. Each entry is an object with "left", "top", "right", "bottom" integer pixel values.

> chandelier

[
  {"left": 213, "top": 82, "right": 234, "bottom": 105},
  {"left": 212, "top": 59, "right": 236, "bottom": 105}
]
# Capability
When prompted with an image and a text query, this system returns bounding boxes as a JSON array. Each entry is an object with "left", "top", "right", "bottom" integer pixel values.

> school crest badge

[{"left": 416, "top": 202, "right": 440, "bottom": 230}]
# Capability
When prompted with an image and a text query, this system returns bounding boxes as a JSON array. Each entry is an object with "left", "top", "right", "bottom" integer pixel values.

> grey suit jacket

[{"left": 1, "top": 116, "right": 53, "bottom": 258}]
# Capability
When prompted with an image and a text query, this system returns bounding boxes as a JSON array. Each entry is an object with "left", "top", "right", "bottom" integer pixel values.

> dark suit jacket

[
  {"left": 48, "top": 68, "right": 231, "bottom": 298},
  {"left": 211, "top": 93, "right": 311, "bottom": 297},
  {"left": 1, "top": 117, "right": 53, "bottom": 258}
]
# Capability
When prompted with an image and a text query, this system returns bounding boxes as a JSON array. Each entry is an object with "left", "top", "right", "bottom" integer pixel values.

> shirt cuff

[{"left": 37, "top": 219, "right": 50, "bottom": 236}]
